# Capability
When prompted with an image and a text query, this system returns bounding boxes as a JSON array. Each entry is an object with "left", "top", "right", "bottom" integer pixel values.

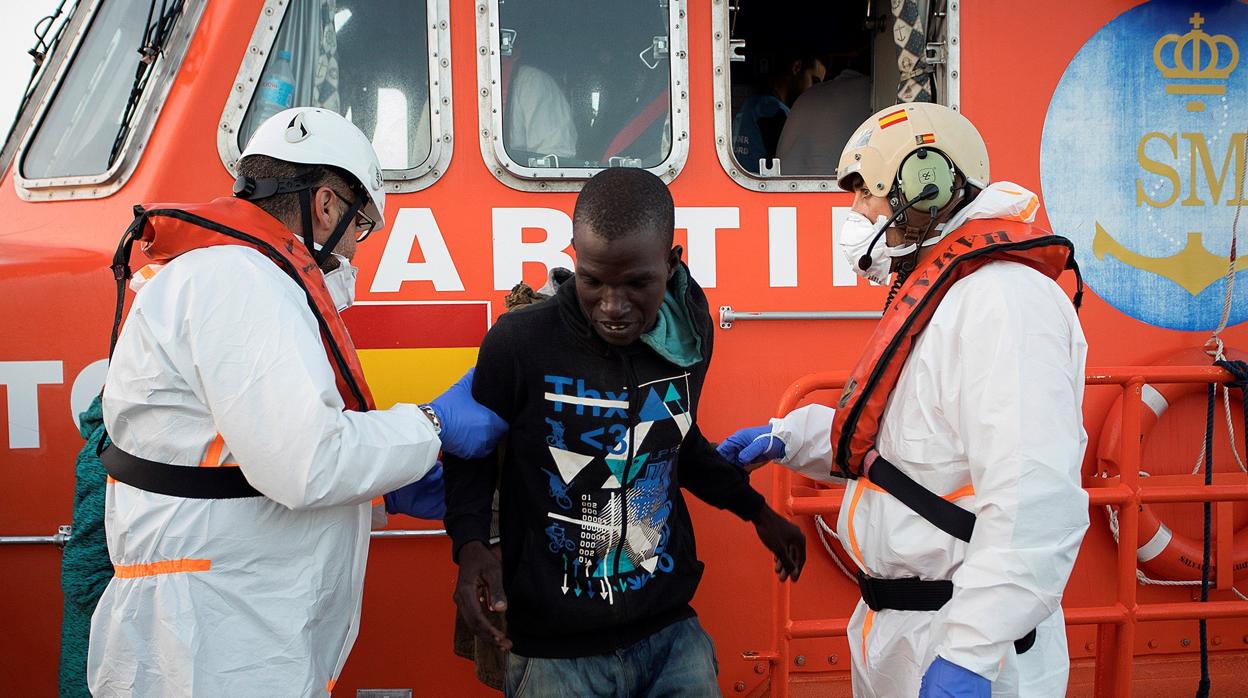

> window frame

[
  {"left": 12, "top": 0, "right": 208, "bottom": 201},
  {"left": 711, "top": 0, "right": 961, "bottom": 193},
  {"left": 476, "top": 0, "right": 691, "bottom": 192},
  {"left": 216, "top": 0, "right": 454, "bottom": 194}
]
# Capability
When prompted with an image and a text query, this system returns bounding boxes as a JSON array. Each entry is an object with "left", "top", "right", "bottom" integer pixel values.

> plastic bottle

[{"left": 253, "top": 50, "right": 296, "bottom": 123}]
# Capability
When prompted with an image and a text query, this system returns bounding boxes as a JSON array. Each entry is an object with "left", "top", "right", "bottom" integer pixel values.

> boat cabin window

[
  {"left": 18, "top": 0, "right": 196, "bottom": 189},
  {"left": 479, "top": 0, "right": 689, "bottom": 191},
  {"left": 223, "top": 0, "right": 452, "bottom": 192},
  {"left": 713, "top": 0, "right": 957, "bottom": 192}
]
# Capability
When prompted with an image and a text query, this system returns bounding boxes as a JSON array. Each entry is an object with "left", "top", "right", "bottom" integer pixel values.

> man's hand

[
  {"left": 427, "top": 368, "right": 507, "bottom": 459},
  {"left": 752, "top": 506, "right": 806, "bottom": 582},
  {"left": 453, "top": 540, "right": 511, "bottom": 651},
  {"left": 717, "top": 424, "right": 786, "bottom": 471}
]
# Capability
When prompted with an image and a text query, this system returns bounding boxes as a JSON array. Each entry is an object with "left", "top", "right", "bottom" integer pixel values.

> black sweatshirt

[{"left": 443, "top": 265, "right": 765, "bottom": 658}]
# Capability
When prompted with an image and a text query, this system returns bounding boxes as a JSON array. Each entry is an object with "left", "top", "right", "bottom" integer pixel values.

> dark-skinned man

[{"left": 444, "top": 168, "right": 806, "bottom": 697}]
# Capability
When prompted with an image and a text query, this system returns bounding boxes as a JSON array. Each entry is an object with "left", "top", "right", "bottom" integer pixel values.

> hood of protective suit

[{"left": 940, "top": 181, "right": 1040, "bottom": 237}]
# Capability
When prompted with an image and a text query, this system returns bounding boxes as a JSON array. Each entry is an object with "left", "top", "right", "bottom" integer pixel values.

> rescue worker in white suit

[
  {"left": 88, "top": 107, "right": 506, "bottom": 696},
  {"left": 718, "top": 103, "right": 1090, "bottom": 697}
]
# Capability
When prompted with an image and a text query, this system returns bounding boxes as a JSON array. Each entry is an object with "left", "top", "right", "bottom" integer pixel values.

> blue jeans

[{"left": 504, "top": 617, "right": 721, "bottom": 697}]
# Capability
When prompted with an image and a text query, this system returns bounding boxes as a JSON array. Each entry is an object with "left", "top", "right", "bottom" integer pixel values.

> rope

[
  {"left": 1190, "top": 385, "right": 1248, "bottom": 475},
  {"left": 1100, "top": 470, "right": 1247, "bottom": 599},
  {"left": 1192, "top": 106, "right": 1247, "bottom": 466},
  {"left": 1205, "top": 114, "right": 1245, "bottom": 362},
  {"left": 1196, "top": 382, "right": 1214, "bottom": 698},
  {"left": 813, "top": 514, "right": 858, "bottom": 581}
]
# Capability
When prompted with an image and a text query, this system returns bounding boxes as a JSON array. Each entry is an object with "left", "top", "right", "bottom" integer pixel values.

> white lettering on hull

[{"left": 0, "top": 361, "right": 63, "bottom": 449}]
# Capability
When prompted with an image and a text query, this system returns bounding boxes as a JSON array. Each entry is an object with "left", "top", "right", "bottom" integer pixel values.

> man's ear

[
  {"left": 667, "top": 245, "right": 683, "bottom": 279},
  {"left": 313, "top": 186, "right": 336, "bottom": 228}
]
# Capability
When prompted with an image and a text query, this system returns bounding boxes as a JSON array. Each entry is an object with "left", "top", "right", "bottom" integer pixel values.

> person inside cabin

[
  {"left": 496, "top": 11, "right": 578, "bottom": 166},
  {"left": 443, "top": 168, "right": 807, "bottom": 697},
  {"left": 775, "top": 27, "right": 873, "bottom": 177},
  {"left": 86, "top": 107, "right": 506, "bottom": 696},
  {"left": 719, "top": 103, "right": 1090, "bottom": 697},
  {"left": 731, "top": 47, "right": 827, "bottom": 174},
  {"left": 501, "top": 59, "right": 579, "bottom": 165}
]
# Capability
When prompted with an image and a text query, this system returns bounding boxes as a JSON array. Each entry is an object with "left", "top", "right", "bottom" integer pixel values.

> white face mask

[
  {"left": 323, "top": 253, "right": 358, "bottom": 311},
  {"left": 840, "top": 212, "right": 894, "bottom": 285},
  {"left": 840, "top": 212, "right": 945, "bottom": 284}
]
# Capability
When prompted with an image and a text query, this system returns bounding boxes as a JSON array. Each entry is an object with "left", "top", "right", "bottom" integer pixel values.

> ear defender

[{"left": 896, "top": 148, "right": 956, "bottom": 210}]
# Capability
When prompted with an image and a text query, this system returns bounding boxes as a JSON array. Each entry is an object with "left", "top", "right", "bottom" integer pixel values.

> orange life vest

[
  {"left": 829, "top": 218, "right": 1079, "bottom": 479},
  {"left": 113, "top": 196, "right": 375, "bottom": 412}
]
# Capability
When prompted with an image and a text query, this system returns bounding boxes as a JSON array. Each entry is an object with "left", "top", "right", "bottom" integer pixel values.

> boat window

[
  {"left": 237, "top": 0, "right": 431, "bottom": 171},
  {"left": 19, "top": 0, "right": 184, "bottom": 181},
  {"left": 479, "top": 0, "right": 689, "bottom": 190},
  {"left": 713, "top": 0, "right": 957, "bottom": 192},
  {"left": 222, "top": 0, "right": 452, "bottom": 191}
]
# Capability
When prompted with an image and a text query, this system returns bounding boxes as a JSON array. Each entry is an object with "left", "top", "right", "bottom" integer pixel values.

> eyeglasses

[{"left": 331, "top": 189, "right": 378, "bottom": 243}]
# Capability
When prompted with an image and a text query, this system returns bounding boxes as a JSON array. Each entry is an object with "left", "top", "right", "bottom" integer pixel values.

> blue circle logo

[{"left": 1040, "top": 0, "right": 1248, "bottom": 330}]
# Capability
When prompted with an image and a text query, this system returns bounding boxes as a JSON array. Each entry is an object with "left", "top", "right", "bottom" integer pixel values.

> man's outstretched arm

[{"left": 680, "top": 426, "right": 807, "bottom": 581}]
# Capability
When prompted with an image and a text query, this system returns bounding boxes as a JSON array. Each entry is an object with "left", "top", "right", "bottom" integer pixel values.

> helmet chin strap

[{"left": 298, "top": 188, "right": 365, "bottom": 270}]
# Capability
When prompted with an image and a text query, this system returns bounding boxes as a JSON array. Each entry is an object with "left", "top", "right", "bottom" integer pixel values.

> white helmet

[
  {"left": 837, "top": 102, "right": 989, "bottom": 210},
  {"left": 240, "top": 107, "right": 386, "bottom": 229}
]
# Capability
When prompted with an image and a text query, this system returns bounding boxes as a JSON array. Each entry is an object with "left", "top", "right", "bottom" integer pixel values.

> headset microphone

[{"left": 857, "top": 183, "right": 942, "bottom": 271}]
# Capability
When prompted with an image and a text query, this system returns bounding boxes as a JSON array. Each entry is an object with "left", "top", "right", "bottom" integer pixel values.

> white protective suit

[
  {"left": 773, "top": 185, "right": 1089, "bottom": 697},
  {"left": 88, "top": 245, "right": 442, "bottom": 696}
]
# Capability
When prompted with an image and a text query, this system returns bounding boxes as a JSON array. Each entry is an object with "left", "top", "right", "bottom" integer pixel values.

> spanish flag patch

[
  {"left": 878, "top": 110, "right": 909, "bottom": 129},
  {"left": 916, "top": 133, "right": 936, "bottom": 144}
]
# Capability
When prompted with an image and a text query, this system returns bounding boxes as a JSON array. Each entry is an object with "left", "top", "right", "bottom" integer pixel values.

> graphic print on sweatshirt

[{"left": 541, "top": 371, "right": 692, "bottom": 604}]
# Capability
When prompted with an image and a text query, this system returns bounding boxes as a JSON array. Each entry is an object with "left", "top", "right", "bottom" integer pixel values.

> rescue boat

[{"left": 1, "top": 0, "right": 1246, "bottom": 695}]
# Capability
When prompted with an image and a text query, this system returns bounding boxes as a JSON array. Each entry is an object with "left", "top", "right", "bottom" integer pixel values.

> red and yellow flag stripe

[
  {"left": 343, "top": 302, "right": 491, "bottom": 408},
  {"left": 878, "top": 110, "right": 909, "bottom": 129}
]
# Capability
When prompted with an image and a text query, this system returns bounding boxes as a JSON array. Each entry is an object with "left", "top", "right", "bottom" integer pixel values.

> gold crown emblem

[{"left": 1153, "top": 12, "right": 1238, "bottom": 110}]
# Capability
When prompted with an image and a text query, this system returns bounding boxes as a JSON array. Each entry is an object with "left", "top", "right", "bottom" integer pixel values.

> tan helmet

[{"left": 836, "top": 103, "right": 989, "bottom": 203}]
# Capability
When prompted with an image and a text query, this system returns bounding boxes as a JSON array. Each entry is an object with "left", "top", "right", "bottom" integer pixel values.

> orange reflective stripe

[
  {"left": 1020, "top": 196, "right": 1040, "bottom": 220},
  {"left": 846, "top": 482, "right": 868, "bottom": 568},
  {"left": 1003, "top": 195, "right": 1040, "bottom": 222},
  {"left": 943, "top": 484, "right": 975, "bottom": 502},
  {"left": 862, "top": 476, "right": 974, "bottom": 502},
  {"left": 136, "top": 264, "right": 158, "bottom": 280},
  {"left": 199, "top": 434, "right": 226, "bottom": 467},
  {"left": 114, "top": 558, "right": 211, "bottom": 578},
  {"left": 861, "top": 609, "right": 876, "bottom": 669},
  {"left": 371, "top": 496, "right": 384, "bottom": 507},
  {"left": 106, "top": 475, "right": 116, "bottom": 484},
  {"left": 327, "top": 679, "right": 336, "bottom": 693}
]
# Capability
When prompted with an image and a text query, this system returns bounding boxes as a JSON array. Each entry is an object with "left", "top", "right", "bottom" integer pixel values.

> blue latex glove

[
  {"left": 716, "top": 425, "right": 785, "bottom": 467},
  {"left": 384, "top": 463, "right": 446, "bottom": 520},
  {"left": 918, "top": 657, "right": 991, "bottom": 698},
  {"left": 426, "top": 368, "right": 507, "bottom": 459}
]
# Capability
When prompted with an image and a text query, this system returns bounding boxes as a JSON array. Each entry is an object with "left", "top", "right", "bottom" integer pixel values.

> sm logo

[{"left": 1041, "top": 2, "right": 1248, "bottom": 331}]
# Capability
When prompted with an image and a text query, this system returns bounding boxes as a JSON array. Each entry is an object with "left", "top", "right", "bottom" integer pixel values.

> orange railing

[{"left": 762, "top": 366, "right": 1248, "bottom": 697}]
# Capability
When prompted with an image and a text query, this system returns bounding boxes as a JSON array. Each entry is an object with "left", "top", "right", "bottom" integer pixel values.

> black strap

[
  {"left": 858, "top": 572, "right": 952, "bottom": 612},
  {"left": 108, "top": 206, "right": 147, "bottom": 360},
  {"left": 100, "top": 441, "right": 263, "bottom": 499},
  {"left": 856, "top": 572, "right": 1037, "bottom": 655},
  {"left": 867, "top": 455, "right": 976, "bottom": 542},
  {"left": 862, "top": 456, "right": 1037, "bottom": 654}
]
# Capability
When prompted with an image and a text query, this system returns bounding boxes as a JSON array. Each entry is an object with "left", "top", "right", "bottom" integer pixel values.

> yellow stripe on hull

[{"left": 357, "top": 347, "right": 480, "bottom": 408}]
